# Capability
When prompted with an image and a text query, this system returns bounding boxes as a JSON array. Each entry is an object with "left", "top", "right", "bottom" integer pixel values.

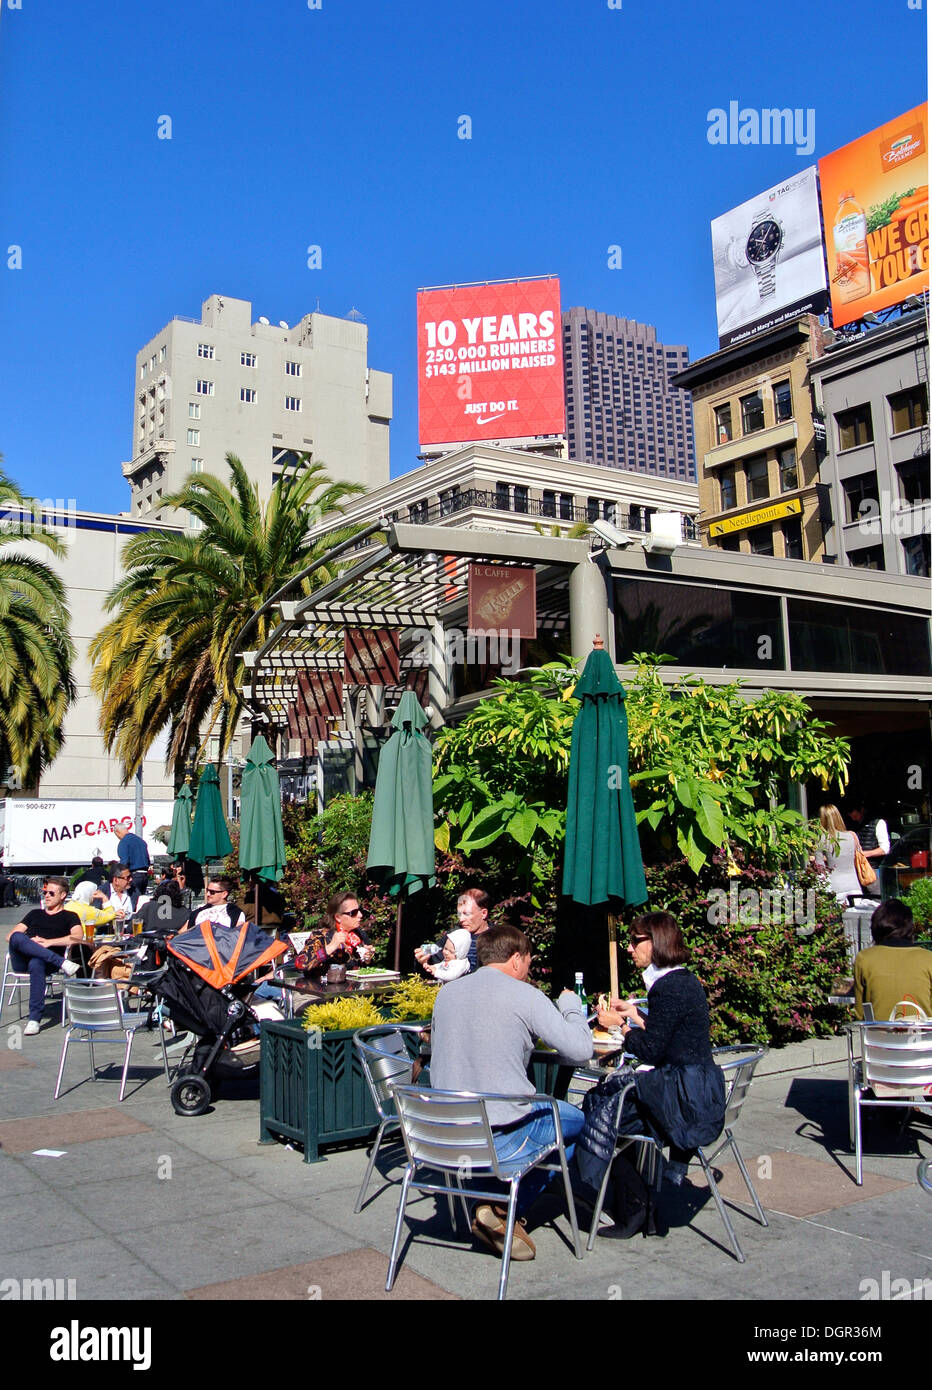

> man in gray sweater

[{"left": 430, "top": 924, "right": 593, "bottom": 1261}]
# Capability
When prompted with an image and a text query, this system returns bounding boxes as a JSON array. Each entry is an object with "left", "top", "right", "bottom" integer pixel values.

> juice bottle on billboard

[{"left": 833, "top": 191, "right": 871, "bottom": 302}]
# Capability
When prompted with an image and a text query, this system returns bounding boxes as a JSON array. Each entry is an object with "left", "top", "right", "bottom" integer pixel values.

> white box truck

[{"left": 0, "top": 799, "right": 175, "bottom": 869}]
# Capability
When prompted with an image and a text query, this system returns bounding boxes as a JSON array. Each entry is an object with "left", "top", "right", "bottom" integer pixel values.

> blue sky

[{"left": 0, "top": 0, "right": 926, "bottom": 509}]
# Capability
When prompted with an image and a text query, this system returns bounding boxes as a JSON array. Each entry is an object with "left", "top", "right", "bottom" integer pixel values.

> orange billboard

[{"left": 819, "top": 103, "right": 928, "bottom": 327}]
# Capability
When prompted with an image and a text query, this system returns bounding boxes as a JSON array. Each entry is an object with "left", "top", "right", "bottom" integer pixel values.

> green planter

[{"left": 259, "top": 1016, "right": 424, "bottom": 1164}]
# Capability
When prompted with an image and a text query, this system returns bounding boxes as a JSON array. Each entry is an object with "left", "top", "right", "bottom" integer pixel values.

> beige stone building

[{"left": 674, "top": 316, "right": 827, "bottom": 561}]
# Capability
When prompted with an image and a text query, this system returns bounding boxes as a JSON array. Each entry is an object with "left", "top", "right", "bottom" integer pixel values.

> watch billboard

[
  {"left": 819, "top": 103, "right": 928, "bottom": 329},
  {"left": 711, "top": 166, "right": 829, "bottom": 348},
  {"left": 417, "top": 277, "right": 565, "bottom": 447}
]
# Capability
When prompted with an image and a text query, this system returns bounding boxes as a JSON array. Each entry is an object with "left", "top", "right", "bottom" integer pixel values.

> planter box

[{"left": 259, "top": 1016, "right": 424, "bottom": 1164}]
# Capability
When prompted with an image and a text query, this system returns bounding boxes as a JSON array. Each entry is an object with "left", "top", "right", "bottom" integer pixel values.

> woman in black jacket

[{"left": 576, "top": 911, "right": 725, "bottom": 1237}]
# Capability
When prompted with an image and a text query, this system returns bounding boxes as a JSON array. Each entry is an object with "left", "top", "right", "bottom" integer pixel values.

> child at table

[{"left": 425, "top": 928, "right": 471, "bottom": 983}]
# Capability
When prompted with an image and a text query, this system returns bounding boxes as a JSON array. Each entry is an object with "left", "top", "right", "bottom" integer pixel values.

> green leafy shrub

[
  {"left": 383, "top": 975, "right": 439, "bottom": 1021},
  {"left": 903, "top": 877, "right": 932, "bottom": 930}
]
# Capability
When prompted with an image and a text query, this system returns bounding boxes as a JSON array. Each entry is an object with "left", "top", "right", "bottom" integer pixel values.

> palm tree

[
  {"left": 90, "top": 454, "right": 365, "bottom": 780},
  {"left": 0, "top": 462, "right": 75, "bottom": 787}
]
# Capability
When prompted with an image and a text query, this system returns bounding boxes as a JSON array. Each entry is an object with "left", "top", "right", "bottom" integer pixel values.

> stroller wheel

[{"left": 170, "top": 1073, "right": 212, "bottom": 1117}]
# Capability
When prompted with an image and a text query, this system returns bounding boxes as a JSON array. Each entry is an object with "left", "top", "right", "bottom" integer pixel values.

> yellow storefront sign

[{"left": 708, "top": 496, "right": 802, "bottom": 537}]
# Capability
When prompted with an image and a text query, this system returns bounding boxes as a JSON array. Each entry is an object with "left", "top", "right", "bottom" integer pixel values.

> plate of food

[
  {"left": 345, "top": 968, "right": 402, "bottom": 982},
  {"left": 591, "top": 1026, "right": 624, "bottom": 1052}
]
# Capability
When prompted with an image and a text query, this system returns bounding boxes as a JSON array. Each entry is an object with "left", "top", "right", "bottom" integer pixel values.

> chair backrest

[
  {"left": 713, "top": 1045, "right": 767, "bottom": 1128},
  {"left": 862, "top": 1021, "right": 932, "bottom": 1093},
  {"left": 63, "top": 978, "right": 125, "bottom": 1029},
  {"left": 919, "top": 1159, "right": 932, "bottom": 1197},
  {"left": 354, "top": 1026, "right": 417, "bottom": 1119},
  {"left": 392, "top": 1086, "right": 499, "bottom": 1176}
]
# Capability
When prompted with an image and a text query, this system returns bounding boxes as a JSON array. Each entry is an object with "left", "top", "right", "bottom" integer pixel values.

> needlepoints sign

[
  {"left": 819, "top": 103, "right": 928, "bottom": 328},
  {"left": 417, "top": 278, "right": 565, "bottom": 447}
]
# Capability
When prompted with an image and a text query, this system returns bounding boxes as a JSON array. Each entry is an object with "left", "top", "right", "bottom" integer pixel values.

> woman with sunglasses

[
  {"left": 303, "top": 891, "right": 376, "bottom": 972},
  {"left": 575, "top": 912, "right": 726, "bottom": 1236}
]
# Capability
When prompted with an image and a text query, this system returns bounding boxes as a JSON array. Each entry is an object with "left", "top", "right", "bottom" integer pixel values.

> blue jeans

[
  {"left": 8, "top": 933, "right": 66, "bottom": 1022},
  {"left": 492, "top": 1101, "right": 586, "bottom": 1218}
]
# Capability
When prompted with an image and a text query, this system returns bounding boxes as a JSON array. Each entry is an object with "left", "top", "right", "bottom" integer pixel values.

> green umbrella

[
  {"left": 239, "top": 733, "right": 286, "bottom": 885},
  {"left": 366, "top": 692, "right": 436, "bottom": 969},
  {"left": 167, "top": 781, "right": 193, "bottom": 858},
  {"left": 188, "top": 764, "right": 233, "bottom": 864},
  {"left": 563, "top": 645, "right": 646, "bottom": 992}
]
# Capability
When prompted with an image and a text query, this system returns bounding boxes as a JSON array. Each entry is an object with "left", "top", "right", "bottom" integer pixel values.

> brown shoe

[{"left": 472, "top": 1203, "right": 536, "bottom": 1261}]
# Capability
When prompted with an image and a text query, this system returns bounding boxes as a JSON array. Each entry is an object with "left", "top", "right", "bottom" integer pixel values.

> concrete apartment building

[
  {"left": 561, "top": 308, "right": 696, "bottom": 481},
  {"left": 673, "top": 315, "right": 827, "bottom": 561},
  {"left": 123, "top": 295, "right": 392, "bottom": 523},
  {"left": 808, "top": 306, "right": 929, "bottom": 576}
]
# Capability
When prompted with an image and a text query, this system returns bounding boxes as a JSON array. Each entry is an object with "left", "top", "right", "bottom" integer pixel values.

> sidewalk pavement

[{"left": 1, "top": 904, "right": 929, "bottom": 1302}]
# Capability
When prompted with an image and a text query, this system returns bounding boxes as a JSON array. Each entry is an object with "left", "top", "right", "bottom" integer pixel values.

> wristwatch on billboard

[{"left": 745, "top": 210, "right": 784, "bottom": 299}]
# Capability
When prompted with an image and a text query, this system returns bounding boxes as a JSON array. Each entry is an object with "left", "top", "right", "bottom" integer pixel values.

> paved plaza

[{"left": 1, "top": 906, "right": 929, "bottom": 1308}]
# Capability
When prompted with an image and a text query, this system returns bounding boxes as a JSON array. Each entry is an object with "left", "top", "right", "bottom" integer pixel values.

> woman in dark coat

[{"left": 576, "top": 911, "right": 725, "bottom": 1237}]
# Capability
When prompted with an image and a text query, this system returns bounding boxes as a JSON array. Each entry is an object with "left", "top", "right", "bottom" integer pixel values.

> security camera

[
  {"left": 641, "top": 534, "right": 678, "bottom": 556},
  {"left": 590, "top": 519, "right": 634, "bottom": 547}
]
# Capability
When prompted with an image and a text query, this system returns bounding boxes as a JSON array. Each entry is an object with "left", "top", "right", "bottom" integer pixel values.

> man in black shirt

[{"left": 6, "top": 877, "right": 82, "bottom": 1033}]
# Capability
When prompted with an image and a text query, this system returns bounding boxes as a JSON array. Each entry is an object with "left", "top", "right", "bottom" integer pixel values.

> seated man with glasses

[
  {"left": 430, "top": 924, "right": 593, "bottom": 1263},
  {"left": 6, "top": 877, "right": 82, "bottom": 1035},
  {"left": 302, "top": 891, "right": 376, "bottom": 971},
  {"left": 191, "top": 877, "right": 247, "bottom": 932},
  {"left": 92, "top": 864, "right": 134, "bottom": 928}
]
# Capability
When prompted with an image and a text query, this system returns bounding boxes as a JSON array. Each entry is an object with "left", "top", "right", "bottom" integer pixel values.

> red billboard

[
  {"left": 417, "top": 278, "right": 565, "bottom": 447},
  {"left": 819, "top": 103, "right": 928, "bottom": 327}
]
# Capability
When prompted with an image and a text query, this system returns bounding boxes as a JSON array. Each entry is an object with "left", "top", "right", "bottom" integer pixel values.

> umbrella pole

[
  {"left": 393, "top": 899, "right": 402, "bottom": 974},
  {"left": 607, "top": 912, "right": 620, "bottom": 1000}
]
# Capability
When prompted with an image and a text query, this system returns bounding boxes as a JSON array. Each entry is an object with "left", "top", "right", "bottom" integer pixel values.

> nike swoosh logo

[{"left": 475, "top": 413, "right": 505, "bottom": 424}]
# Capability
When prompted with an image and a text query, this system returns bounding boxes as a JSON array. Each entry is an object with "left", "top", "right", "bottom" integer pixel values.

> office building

[
  {"left": 808, "top": 305, "right": 929, "bottom": 576},
  {"left": 123, "top": 296, "right": 392, "bottom": 523},
  {"left": 561, "top": 308, "right": 696, "bottom": 480},
  {"left": 674, "top": 315, "right": 828, "bottom": 562}
]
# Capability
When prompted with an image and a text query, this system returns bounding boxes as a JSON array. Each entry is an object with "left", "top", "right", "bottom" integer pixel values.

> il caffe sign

[{"left": 467, "top": 564, "right": 537, "bottom": 639}]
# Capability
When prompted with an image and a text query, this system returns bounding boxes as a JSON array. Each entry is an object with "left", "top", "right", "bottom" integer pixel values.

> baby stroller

[{"left": 145, "top": 919, "right": 287, "bottom": 1116}]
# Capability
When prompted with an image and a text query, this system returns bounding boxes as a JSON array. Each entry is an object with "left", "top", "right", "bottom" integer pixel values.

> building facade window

[
  {"left": 740, "top": 391, "right": 765, "bottom": 435},
  {"left": 842, "top": 473, "right": 880, "bottom": 524},
  {"left": 746, "top": 454, "right": 769, "bottom": 502},
  {"left": 836, "top": 403, "right": 873, "bottom": 451},
  {"left": 196, "top": 379, "right": 214, "bottom": 395},
  {"left": 495, "top": 482, "right": 510, "bottom": 511},
  {"left": 587, "top": 497, "right": 600, "bottom": 523},
  {"left": 197, "top": 343, "right": 214, "bottom": 359},
  {"left": 782, "top": 517, "right": 803, "bottom": 559},
  {"left": 241, "top": 352, "right": 257, "bottom": 368},
  {"left": 897, "top": 456, "right": 931, "bottom": 506},
  {"left": 188, "top": 402, "right": 200, "bottom": 419},
  {"left": 779, "top": 446, "right": 798, "bottom": 492},
  {"left": 159, "top": 345, "right": 166, "bottom": 363},
  {"left": 889, "top": 385, "right": 928, "bottom": 434},
  {"left": 903, "top": 534, "right": 931, "bottom": 577},
  {"left": 559, "top": 493, "right": 574, "bottom": 520},
  {"left": 541, "top": 490, "right": 556, "bottom": 518},
  {"left": 719, "top": 466, "right": 737, "bottom": 511},
  {"left": 285, "top": 361, "right": 302, "bottom": 377},
  {"left": 513, "top": 485, "right": 529, "bottom": 514},
  {"left": 718, "top": 532, "right": 741, "bottom": 552},
  {"left": 773, "top": 380, "right": 793, "bottom": 422},
  {"left": 191, "top": 458, "right": 204, "bottom": 473},
  {"left": 748, "top": 525, "right": 775, "bottom": 556},
  {"left": 241, "top": 387, "right": 257, "bottom": 403},
  {"left": 186, "top": 428, "right": 200, "bottom": 445},
  {"left": 849, "top": 545, "right": 885, "bottom": 571},
  {"left": 285, "top": 396, "right": 301, "bottom": 411}
]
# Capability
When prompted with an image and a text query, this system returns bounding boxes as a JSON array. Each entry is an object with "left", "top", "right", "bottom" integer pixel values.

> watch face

[{"left": 746, "top": 220, "right": 781, "bottom": 262}]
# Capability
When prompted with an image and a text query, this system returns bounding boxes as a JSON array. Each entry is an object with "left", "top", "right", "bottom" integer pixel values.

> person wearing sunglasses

[
  {"left": 303, "top": 891, "right": 375, "bottom": 972},
  {"left": 191, "top": 877, "right": 247, "bottom": 932},
  {"left": 6, "top": 877, "right": 82, "bottom": 1034},
  {"left": 574, "top": 912, "right": 726, "bottom": 1235}
]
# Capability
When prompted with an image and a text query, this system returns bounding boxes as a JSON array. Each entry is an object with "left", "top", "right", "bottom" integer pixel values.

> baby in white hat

[{"left": 425, "top": 927, "right": 471, "bottom": 982}]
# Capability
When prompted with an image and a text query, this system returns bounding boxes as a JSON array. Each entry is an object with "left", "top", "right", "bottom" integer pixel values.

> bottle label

[{"left": 834, "top": 213, "right": 866, "bottom": 252}]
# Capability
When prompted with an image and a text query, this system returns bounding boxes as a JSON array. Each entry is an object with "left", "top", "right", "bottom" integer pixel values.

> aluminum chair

[
  {"left": 386, "top": 1085, "right": 583, "bottom": 1301},
  {"left": 54, "top": 978, "right": 169, "bottom": 1102},
  {"left": 1, "top": 949, "right": 66, "bottom": 1024},
  {"left": 919, "top": 1158, "right": 932, "bottom": 1196},
  {"left": 848, "top": 1020, "right": 932, "bottom": 1184},
  {"left": 583, "top": 1045, "right": 768, "bottom": 1262},
  {"left": 352, "top": 1025, "right": 426, "bottom": 1212}
]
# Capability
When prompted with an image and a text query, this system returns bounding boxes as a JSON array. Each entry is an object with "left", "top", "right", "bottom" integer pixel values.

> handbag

[{"left": 854, "top": 838, "right": 876, "bottom": 887}]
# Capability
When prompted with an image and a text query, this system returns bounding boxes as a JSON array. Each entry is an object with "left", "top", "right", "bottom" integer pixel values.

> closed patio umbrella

[
  {"left": 239, "top": 734, "right": 286, "bottom": 922},
  {"left": 366, "top": 691, "right": 436, "bottom": 970},
  {"left": 563, "top": 641, "right": 646, "bottom": 995},
  {"left": 188, "top": 764, "right": 233, "bottom": 865},
  {"left": 167, "top": 781, "right": 193, "bottom": 858}
]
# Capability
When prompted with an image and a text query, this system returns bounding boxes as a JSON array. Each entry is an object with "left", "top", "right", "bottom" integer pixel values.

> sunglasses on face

[
  {"left": 628, "top": 934, "right": 650, "bottom": 947},
  {"left": 339, "top": 906, "right": 363, "bottom": 918}
]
